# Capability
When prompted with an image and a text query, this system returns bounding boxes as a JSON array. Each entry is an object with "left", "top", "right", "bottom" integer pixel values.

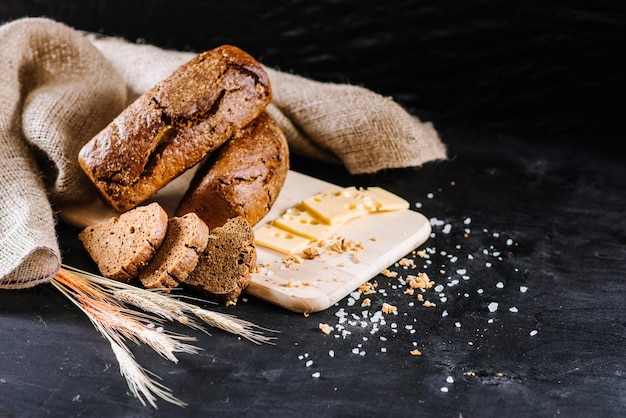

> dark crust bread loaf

[
  {"left": 175, "top": 111, "right": 289, "bottom": 230},
  {"left": 78, "top": 202, "right": 168, "bottom": 282},
  {"left": 78, "top": 44, "right": 272, "bottom": 212},
  {"left": 182, "top": 216, "right": 257, "bottom": 303},
  {"left": 139, "top": 213, "right": 209, "bottom": 290}
]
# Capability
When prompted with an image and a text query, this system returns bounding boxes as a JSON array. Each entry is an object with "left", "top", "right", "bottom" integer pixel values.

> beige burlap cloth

[{"left": 0, "top": 17, "right": 446, "bottom": 290}]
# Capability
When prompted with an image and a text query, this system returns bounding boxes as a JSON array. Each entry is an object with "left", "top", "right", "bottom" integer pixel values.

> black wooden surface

[{"left": 1, "top": 2, "right": 624, "bottom": 417}]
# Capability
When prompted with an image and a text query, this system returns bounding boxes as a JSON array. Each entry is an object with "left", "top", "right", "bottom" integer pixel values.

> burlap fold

[{"left": 0, "top": 17, "right": 446, "bottom": 289}]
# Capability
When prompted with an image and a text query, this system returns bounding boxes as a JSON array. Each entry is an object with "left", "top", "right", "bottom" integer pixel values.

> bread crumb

[
  {"left": 225, "top": 299, "right": 237, "bottom": 307},
  {"left": 358, "top": 281, "right": 378, "bottom": 295},
  {"left": 416, "top": 249, "right": 426, "bottom": 258},
  {"left": 380, "top": 268, "right": 398, "bottom": 278},
  {"left": 398, "top": 258, "right": 414, "bottom": 267},
  {"left": 404, "top": 288, "right": 415, "bottom": 296},
  {"left": 302, "top": 246, "right": 320, "bottom": 259},
  {"left": 283, "top": 255, "right": 303, "bottom": 266},
  {"left": 362, "top": 298, "right": 371, "bottom": 307},
  {"left": 319, "top": 323, "right": 332, "bottom": 334},
  {"left": 423, "top": 301, "right": 436, "bottom": 308},
  {"left": 406, "top": 272, "right": 434, "bottom": 289},
  {"left": 381, "top": 302, "right": 397, "bottom": 314},
  {"left": 410, "top": 349, "right": 422, "bottom": 356}
]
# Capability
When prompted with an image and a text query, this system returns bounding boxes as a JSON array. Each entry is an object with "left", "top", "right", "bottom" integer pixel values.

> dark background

[
  {"left": 1, "top": 2, "right": 624, "bottom": 418},
  {"left": 2, "top": 0, "right": 624, "bottom": 141}
]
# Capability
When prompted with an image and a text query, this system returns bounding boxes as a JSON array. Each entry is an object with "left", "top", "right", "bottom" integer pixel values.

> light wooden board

[{"left": 59, "top": 170, "right": 431, "bottom": 313}]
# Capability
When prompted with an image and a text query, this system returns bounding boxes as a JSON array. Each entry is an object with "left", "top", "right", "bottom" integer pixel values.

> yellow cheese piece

[
  {"left": 254, "top": 224, "right": 313, "bottom": 255},
  {"left": 359, "top": 187, "right": 410, "bottom": 212},
  {"left": 301, "top": 188, "right": 371, "bottom": 225},
  {"left": 273, "top": 206, "right": 344, "bottom": 241}
]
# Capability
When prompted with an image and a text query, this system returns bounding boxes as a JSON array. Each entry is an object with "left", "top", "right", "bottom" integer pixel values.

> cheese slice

[
  {"left": 273, "top": 206, "right": 344, "bottom": 241},
  {"left": 301, "top": 188, "right": 371, "bottom": 225},
  {"left": 359, "top": 187, "right": 410, "bottom": 212},
  {"left": 254, "top": 223, "right": 313, "bottom": 255}
]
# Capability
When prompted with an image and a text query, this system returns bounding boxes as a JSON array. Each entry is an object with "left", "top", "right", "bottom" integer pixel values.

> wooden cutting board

[{"left": 59, "top": 170, "right": 431, "bottom": 313}]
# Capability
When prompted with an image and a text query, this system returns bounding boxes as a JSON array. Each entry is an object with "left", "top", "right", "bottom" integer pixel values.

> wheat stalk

[{"left": 51, "top": 265, "right": 277, "bottom": 408}]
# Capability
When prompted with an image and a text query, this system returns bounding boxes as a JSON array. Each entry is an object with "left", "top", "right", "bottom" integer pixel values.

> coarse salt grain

[
  {"left": 530, "top": 330, "right": 538, "bottom": 336},
  {"left": 440, "top": 387, "right": 449, "bottom": 393},
  {"left": 509, "top": 307, "right": 519, "bottom": 313},
  {"left": 488, "top": 302, "right": 499, "bottom": 312},
  {"left": 520, "top": 286, "right": 528, "bottom": 293},
  {"left": 446, "top": 376, "right": 454, "bottom": 383},
  {"left": 312, "top": 372, "right": 321, "bottom": 378}
]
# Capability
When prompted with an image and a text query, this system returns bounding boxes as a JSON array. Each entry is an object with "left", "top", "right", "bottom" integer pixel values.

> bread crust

[
  {"left": 176, "top": 111, "right": 289, "bottom": 230},
  {"left": 78, "top": 45, "right": 272, "bottom": 212}
]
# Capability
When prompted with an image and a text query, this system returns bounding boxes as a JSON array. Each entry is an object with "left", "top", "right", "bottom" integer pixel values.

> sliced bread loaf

[
  {"left": 139, "top": 212, "right": 209, "bottom": 290},
  {"left": 78, "top": 202, "right": 168, "bottom": 282},
  {"left": 182, "top": 216, "right": 257, "bottom": 303}
]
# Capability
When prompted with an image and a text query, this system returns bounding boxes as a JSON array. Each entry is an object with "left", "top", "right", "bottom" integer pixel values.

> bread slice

[
  {"left": 182, "top": 216, "right": 257, "bottom": 303},
  {"left": 139, "top": 213, "right": 209, "bottom": 290},
  {"left": 78, "top": 202, "right": 168, "bottom": 282}
]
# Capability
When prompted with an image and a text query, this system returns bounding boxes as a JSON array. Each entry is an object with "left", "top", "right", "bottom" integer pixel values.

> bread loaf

[
  {"left": 182, "top": 216, "right": 257, "bottom": 303},
  {"left": 176, "top": 111, "right": 289, "bottom": 230},
  {"left": 78, "top": 202, "right": 168, "bottom": 282},
  {"left": 78, "top": 44, "right": 272, "bottom": 212},
  {"left": 138, "top": 213, "right": 209, "bottom": 290}
]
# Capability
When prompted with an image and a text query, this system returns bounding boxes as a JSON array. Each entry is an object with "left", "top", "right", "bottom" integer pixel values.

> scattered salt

[
  {"left": 440, "top": 387, "right": 449, "bottom": 393},
  {"left": 530, "top": 330, "right": 538, "bottom": 336},
  {"left": 509, "top": 307, "right": 519, "bottom": 313},
  {"left": 446, "top": 376, "right": 454, "bottom": 383},
  {"left": 488, "top": 302, "right": 499, "bottom": 312},
  {"left": 520, "top": 286, "right": 528, "bottom": 293},
  {"left": 496, "top": 282, "right": 504, "bottom": 289},
  {"left": 312, "top": 372, "right": 321, "bottom": 378}
]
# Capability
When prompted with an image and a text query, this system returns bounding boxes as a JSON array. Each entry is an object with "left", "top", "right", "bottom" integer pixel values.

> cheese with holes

[
  {"left": 254, "top": 224, "right": 313, "bottom": 254},
  {"left": 273, "top": 206, "right": 344, "bottom": 241},
  {"left": 301, "top": 188, "right": 371, "bottom": 225},
  {"left": 359, "top": 187, "right": 410, "bottom": 212}
]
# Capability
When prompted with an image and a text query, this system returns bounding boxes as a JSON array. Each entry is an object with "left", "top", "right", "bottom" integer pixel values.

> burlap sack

[{"left": 0, "top": 17, "right": 446, "bottom": 289}]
